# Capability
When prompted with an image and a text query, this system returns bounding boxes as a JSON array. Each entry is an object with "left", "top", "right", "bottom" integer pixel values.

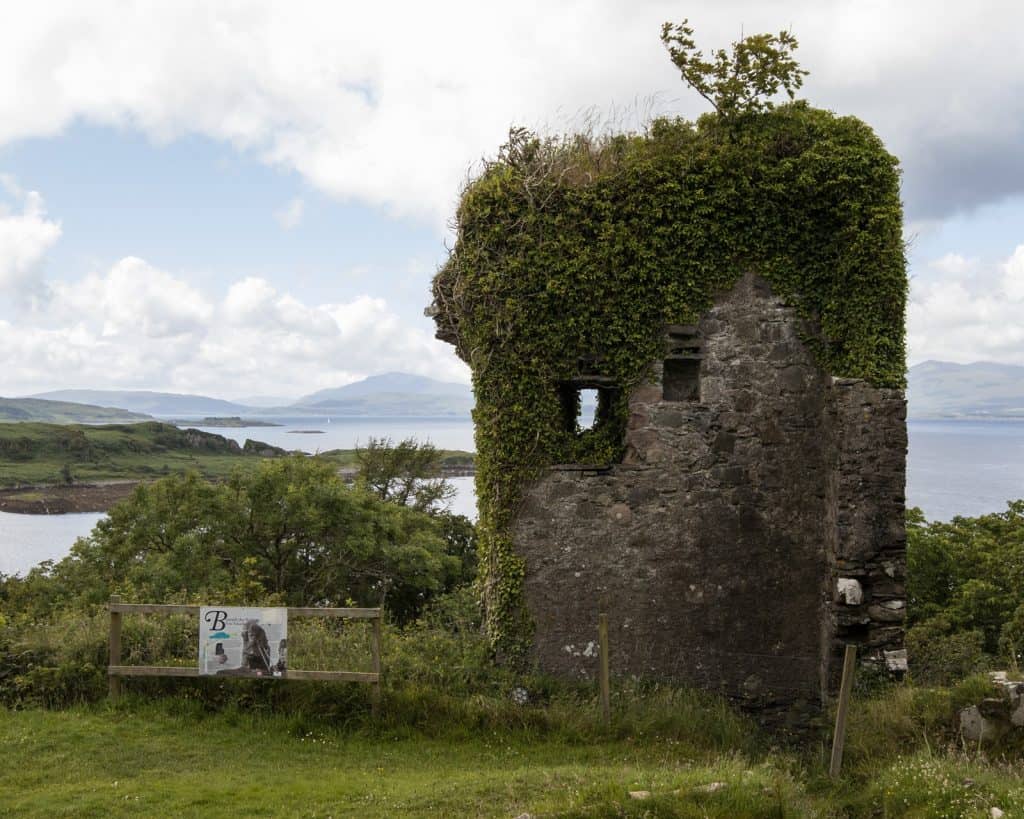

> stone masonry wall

[
  {"left": 829, "top": 379, "right": 908, "bottom": 682},
  {"left": 511, "top": 273, "right": 906, "bottom": 727}
]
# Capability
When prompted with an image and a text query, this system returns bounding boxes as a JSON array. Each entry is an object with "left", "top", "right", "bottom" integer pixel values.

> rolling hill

[
  {"left": 0, "top": 421, "right": 287, "bottom": 489},
  {"left": 0, "top": 397, "right": 152, "bottom": 424},
  {"left": 288, "top": 372, "right": 473, "bottom": 417},
  {"left": 31, "top": 390, "right": 252, "bottom": 417},
  {"left": 30, "top": 375, "right": 475, "bottom": 418}
]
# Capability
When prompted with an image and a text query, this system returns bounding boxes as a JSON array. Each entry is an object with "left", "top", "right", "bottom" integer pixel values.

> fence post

[
  {"left": 108, "top": 594, "right": 123, "bottom": 702},
  {"left": 598, "top": 612, "right": 610, "bottom": 726},
  {"left": 829, "top": 644, "right": 857, "bottom": 779},
  {"left": 370, "top": 608, "right": 382, "bottom": 716}
]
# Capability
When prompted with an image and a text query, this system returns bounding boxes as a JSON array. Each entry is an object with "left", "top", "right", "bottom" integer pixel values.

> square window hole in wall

[
  {"left": 663, "top": 358, "right": 701, "bottom": 402},
  {"left": 558, "top": 381, "right": 619, "bottom": 433}
]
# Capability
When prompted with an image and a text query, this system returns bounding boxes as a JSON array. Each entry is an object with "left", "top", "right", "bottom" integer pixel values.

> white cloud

[
  {"left": 275, "top": 197, "right": 304, "bottom": 230},
  {"left": 929, "top": 253, "right": 976, "bottom": 277},
  {"left": 0, "top": 177, "right": 61, "bottom": 297},
  {"left": 1002, "top": 245, "right": 1024, "bottom": 303},
  {"left": 0, "top": 179, "right": 468, "bottom": 397},
  {"left": 908, "top": 245, "right": 1024, "bottom": 365},
  {"left": 52, "top": 256, "right": 214, "bottom": 339},
  {"left": 1, "top": 256, "right": 467, "bottom": 397},
  {"left": 2, "top": 2, "right": 1024, "bottom": 223}
]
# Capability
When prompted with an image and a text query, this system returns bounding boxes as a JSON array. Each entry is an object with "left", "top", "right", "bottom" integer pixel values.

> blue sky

[
  {"left": 0, "top": 123, "right": 444, "bottom": 316},
  {"left": 1, "top": 1, "right": 1022, "bottom": 399}
]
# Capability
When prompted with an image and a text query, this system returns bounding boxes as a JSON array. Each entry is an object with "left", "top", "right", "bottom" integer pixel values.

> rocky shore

[{"left": 0, "top": 482, "right": 138, "bottom": 514}]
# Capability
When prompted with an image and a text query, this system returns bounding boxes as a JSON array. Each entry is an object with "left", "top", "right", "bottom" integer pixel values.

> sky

[{"left": 1, "top": 0, "right": 1023, "bottom": 400}]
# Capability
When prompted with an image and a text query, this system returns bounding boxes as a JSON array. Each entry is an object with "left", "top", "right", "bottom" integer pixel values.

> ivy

[{"left": 432, "top": 103, "right": 906, "bottom": 658}]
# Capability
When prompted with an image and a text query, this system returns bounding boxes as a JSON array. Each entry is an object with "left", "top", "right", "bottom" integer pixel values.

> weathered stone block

[{"left": 837, "top": 578, "right": 863, "bottom": 605}]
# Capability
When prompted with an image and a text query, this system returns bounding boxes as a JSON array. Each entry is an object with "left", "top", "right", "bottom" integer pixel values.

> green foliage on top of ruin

[
  {"left": 431, "top": 22, "right": 907, "bottom": 657},
  {"left": 660, "top": 19, "right": 809, "bottom": 118}
]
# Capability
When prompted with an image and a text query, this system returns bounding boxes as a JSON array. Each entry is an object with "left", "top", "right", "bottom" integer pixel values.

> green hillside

[
  {"left": 0, "top": 421, "right": 285, "bottom": 487},
  {"left": 0, "top": 397, "right": 151, "bottom": 424}
]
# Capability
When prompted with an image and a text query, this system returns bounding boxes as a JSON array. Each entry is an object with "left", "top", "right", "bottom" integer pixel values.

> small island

[{"left": 168, "top": 416, "right": 282, "bottom": 428}]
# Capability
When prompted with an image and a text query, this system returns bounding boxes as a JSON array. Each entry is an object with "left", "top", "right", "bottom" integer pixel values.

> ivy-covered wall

[{"left": 430, "top": 103, "right": 906, "bottom": 657}]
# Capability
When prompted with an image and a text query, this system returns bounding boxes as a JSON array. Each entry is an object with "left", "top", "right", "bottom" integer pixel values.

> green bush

[
  {"left": 907, "top": 502, "right": 1024, "bottom": 654},
  {"left": 9, "top": 662, "right": 105, "bottom": 708},
  {"left": 906, "top": 616, "right": 989, "bottom": 686},
  {"left": 1, "top": 457, "right": 473, "bottom": 625}
]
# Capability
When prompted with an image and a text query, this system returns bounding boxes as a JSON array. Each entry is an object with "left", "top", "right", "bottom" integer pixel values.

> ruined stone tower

[
  {"left": 431, "top": 106, "right": 907, "bottom": 727},
  {"left": 507, "top": 272, "right": 907, "bottom": 726}
]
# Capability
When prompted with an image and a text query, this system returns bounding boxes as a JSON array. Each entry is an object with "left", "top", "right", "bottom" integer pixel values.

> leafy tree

[
  {"left": 905, "top": 615, "right": 987, "bottom": 686},
  {"left": 5, "top": 456, "right": 471, "bottom": 624},
  {"left": 999, "top": 603, "right": 1024, "bottom": 673},
  {"left": 660, "top": 19, "right": 809, "bottom": 117},
  {"left": 907, "top": 501, "right": 1024, "bottom": 665},
  {"left": 355, "top": 436, "right": 456, "bottom": 514},
  {"left": 435, "top": 512, "right": 478, "bottom": 589}
]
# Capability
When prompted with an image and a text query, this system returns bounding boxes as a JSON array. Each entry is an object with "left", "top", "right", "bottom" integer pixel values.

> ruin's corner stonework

[{"left": 512, "top": 274, "right": 906, "bottom": 728}]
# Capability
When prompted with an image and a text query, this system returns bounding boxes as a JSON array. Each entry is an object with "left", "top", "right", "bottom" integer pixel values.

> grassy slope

[
  {"left": 0, "top": 397, "right": 150, "bottom": 424},
  {"left": 0, "top": 423, "right": 475, "bottom": 488},
  {"left": 0, "top": 706, "right": 815, "bottom": 818},
  {"left": 0, "top": 422, "right": 272, "bottom": 487},
  {"left": 2, "top": 694, "right": 1024, "bottom": 818}
]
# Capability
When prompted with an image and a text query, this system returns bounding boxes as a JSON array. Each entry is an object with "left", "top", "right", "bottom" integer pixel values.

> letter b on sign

[{"left": 204, "top": 610, "right": 227, "bottom": 631}]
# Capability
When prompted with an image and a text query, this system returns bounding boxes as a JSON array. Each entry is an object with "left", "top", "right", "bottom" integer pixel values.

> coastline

[{"left": 0, "top": 482, "right": 138, "bottom": 515}]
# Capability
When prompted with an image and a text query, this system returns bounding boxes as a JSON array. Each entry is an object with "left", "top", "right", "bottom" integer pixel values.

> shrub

[{"left": 906, "top": 617, "right": 988, "bottom": 686}]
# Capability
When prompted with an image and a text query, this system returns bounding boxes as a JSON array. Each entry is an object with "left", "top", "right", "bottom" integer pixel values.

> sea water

[{"left": 3, "top": 418, "right": 1023, "bottom": 577}]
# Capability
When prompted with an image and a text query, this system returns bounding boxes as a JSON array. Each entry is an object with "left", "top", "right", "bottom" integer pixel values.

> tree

[
  {"left": 354, "top": 437, "right": 456, "bottom": 514},
  {"left": 15, "top": 456, "right": 466, "bottom": 624},
  {"left": 660, "top": 20, "right": 809, "bottom": 118},
  {"left": 907, "top": 501, "right": 1024, "bottom": 662}
]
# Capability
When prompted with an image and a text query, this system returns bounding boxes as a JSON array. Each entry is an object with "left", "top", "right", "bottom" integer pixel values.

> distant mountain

[
  {"left": 233, "top": 395, "right": 294, "bottom": 408},
  {"left": 297, "top": 372, "right": 470, "bottom": 403},
  {"left": 31, "top": 390, "right": 252, "bottom": 418},
  {"left": 290, "top": 372, "right": 473, "bottom": 417},
  {"left": 0, "top": 397, "right": 152, "bottom": 424},
  {"left": 26, "top": 375, "right": 474, "bottom": 419},
  {"left": 908, "top": 361, "right": 1024, "bottom": 419}
]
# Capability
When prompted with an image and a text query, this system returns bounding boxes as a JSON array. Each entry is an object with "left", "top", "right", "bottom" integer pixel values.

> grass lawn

[
  {"left": 0, "top": 704, "right": 814, "bottom": 818},
  {"left": 2, "top": 700, "right": 1024, "bottom": 818}
]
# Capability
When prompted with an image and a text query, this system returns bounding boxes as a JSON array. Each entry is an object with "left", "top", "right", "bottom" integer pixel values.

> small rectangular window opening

[
  {"left": 579, "top": 388, "right": 599, "bottom": 430},
  {"left": 663, "top": 358, "right": 701, "bottom": 402},
  {"left": 558, "top": 381, "right": 618, "bottom": 433},
  {"left": 664, "top": 325, "right": 702, "bottom": 402}
]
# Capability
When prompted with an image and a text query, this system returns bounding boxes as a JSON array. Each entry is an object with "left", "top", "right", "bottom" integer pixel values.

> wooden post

[
  {"left": 598, "top": 613, "right": 610, "bottom": 726},
  {"left": 108, "top": 594, "right": 123, "bottom": 702},
  {"left": 829, "top": 644, "right": 857, "bottom": 779},
  {"left": 370, "top": 609, "right": 382, "bottom": 716}
]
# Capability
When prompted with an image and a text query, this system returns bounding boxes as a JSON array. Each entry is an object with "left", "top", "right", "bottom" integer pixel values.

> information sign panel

[{"left": 199, "top": 607, "right": 287, "bottom": 677}]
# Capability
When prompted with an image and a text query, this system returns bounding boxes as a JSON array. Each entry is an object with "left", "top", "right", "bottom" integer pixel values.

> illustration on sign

[{"left": 199, "top": 607, "right": 287, "bottom": 677}]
